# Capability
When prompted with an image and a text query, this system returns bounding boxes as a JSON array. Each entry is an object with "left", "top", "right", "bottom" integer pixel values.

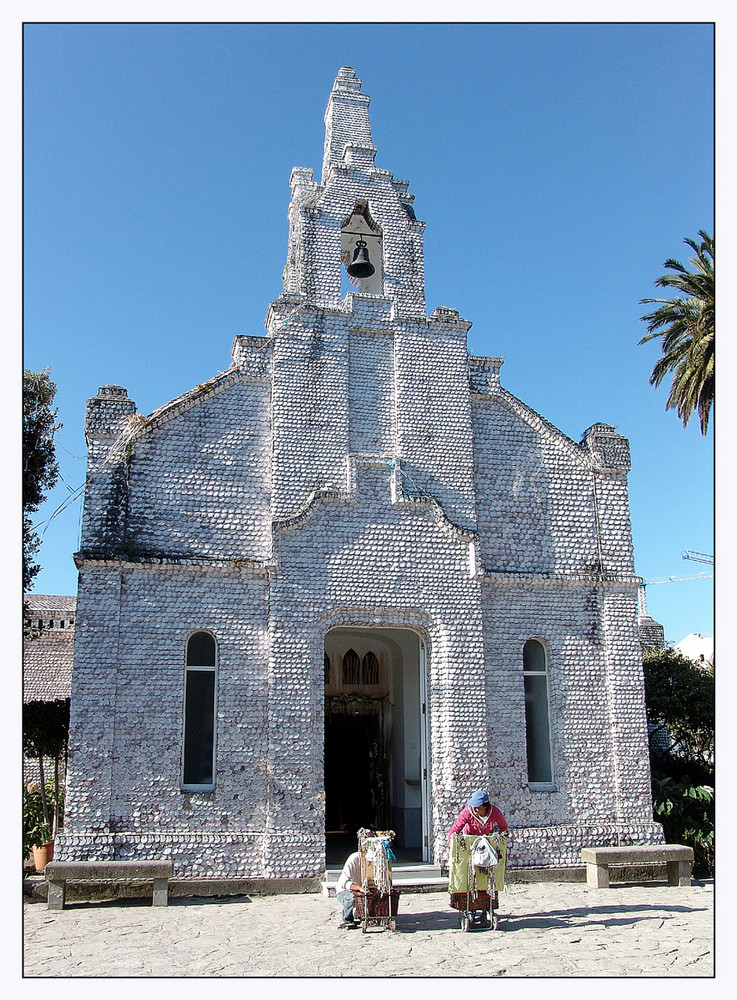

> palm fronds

[{"left": 639, "top": 231, "right": 714, "bottom": 435}]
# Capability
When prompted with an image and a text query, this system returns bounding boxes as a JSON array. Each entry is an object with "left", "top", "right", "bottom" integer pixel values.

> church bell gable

[{"left": 280, "top": 67, "right": 427, "bottom": 318}]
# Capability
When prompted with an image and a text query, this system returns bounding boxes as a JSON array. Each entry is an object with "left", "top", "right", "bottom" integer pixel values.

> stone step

[{"left": 322, "top": 864, "right": 447, "bottom": 896}]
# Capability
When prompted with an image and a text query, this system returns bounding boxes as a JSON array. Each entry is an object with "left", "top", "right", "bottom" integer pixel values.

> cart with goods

[
  {"left": 448, "top": 830, "right": 507, "bottom": 931},
  {"left": 352, "top": 828, "right": 399, "bottom": 933}
]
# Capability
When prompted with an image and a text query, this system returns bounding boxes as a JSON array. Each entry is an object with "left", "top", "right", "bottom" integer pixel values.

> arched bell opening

[
  {"left": 324, "top": 625, "right": 426, "bottom": 864},
  {"left": 340, "top": 200, "right": 383, "bottom": 296}
]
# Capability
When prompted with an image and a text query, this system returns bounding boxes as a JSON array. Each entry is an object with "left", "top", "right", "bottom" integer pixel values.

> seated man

[{"left": 335, "top": 849, "right": 364, "bottom": 929}]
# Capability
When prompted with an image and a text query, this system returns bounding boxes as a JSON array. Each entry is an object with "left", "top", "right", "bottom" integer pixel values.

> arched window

[
  {"left": 523, "top": 639, "right": 553, "bottom": 785},
  {"left": 324, "top": 653, "right": 332, "bottom": 685},
  {"left": 182, "top": 631, "right": 217, "bottom": 789},
  {"left": 342, "top": 649, "right": 360, "bottom": 685},
  {"left": 362, "top": 651, "right": 379, "bottom": 686}
]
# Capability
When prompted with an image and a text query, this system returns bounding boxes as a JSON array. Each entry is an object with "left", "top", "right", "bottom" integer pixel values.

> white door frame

[
  {"left": 419, "top": 636, "right": 430, "bottom": 864},
  {"left": 325, "top": 623, "right": 431, "bottom": 862}
]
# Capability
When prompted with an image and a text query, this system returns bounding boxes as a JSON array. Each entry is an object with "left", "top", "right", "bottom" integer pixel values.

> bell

[{"left": 346, "top": 239, "right": 375, "bottom": 279}]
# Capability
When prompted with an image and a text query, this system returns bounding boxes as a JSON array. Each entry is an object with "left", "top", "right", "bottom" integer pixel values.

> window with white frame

[
  {"left": 182, "top": 631, "right": 217, "bottom": 789},
  {"left": 523, "top": 638, "right": 553, "bottom": 785}
]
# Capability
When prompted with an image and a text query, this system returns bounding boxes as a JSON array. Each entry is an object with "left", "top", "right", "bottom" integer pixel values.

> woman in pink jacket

[{"left": 447, "top": 790, "right": 507, "bottom": 847}]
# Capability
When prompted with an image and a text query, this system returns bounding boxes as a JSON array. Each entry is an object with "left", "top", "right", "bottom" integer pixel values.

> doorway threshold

[{"left": 322, "top": 861, "right": 446, "bottom": 896}]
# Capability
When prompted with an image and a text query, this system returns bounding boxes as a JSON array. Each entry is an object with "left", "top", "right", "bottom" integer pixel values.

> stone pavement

[{"left": 23, "top": 879, "right": 714, "bottom": 978}]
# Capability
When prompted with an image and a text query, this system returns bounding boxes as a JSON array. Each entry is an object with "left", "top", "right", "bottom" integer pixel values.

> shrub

[
  {"left": 24, "top": 781, "right": 63, "bottom": 858},
  {"left": 643, "top": 648, "right": 714, "bottom": 877}
]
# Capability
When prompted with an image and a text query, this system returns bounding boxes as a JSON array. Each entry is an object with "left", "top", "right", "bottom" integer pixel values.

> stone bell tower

[
  {"left": 281, "top": 65, "right": 427, "bottom": 315},
  {"left": 267, "top": 67, "right": 479, "bottom": 542}
]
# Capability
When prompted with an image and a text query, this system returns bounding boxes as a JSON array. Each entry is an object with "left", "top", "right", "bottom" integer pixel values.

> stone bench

[
  {"left": 581, "top": 845, "right": 694, "bottom": 888},
  {"left": 45, "top": 860, "right": 173, "bottom": 910}
]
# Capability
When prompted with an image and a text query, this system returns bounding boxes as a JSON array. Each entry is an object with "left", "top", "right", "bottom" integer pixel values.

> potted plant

[
  {"left": 22, "top": 698, "right": 69, "bottom": 871},
  {"left": 23, "top": 781, "right": 55, "bottom": 870}
]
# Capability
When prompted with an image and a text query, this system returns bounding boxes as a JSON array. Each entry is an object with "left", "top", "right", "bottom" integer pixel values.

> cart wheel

[{"left": 479, "top": 911, "right": 490, "bottom": 928}]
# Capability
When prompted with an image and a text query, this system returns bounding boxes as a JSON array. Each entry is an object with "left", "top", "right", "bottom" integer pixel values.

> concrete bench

[
  {"left": 581, "top": 845, "right": 694, "bottom": 888},
  {"left": 45, "top": 860, "right": 173, "bottom": 910}
]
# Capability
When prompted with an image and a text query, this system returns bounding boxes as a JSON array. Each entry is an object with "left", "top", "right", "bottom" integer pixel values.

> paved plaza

[{"left": 23, "top": 879, "right": 714, "bottom": 978}]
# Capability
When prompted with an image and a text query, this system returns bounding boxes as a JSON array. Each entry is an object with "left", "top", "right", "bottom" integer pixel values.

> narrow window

[
  {"left": 362, "top": 652, "right": 379, "bottom": 686},
  {"left": 523, "top": 639, "right": 553, "bottom": 784},
  {"left": 324, "top": 654, "right": 331, "bottom": 685},
  {"left": 182, "top": 631, "right": 217, "bottom": 789},
  {"left": 342, "top": 649, "right": 360, "bottom": 685}
]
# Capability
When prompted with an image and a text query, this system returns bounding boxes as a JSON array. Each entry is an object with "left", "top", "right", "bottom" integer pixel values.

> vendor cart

[
  {"left": 353, "top": 829, "right": 399, "bottom": 933},
  {"left": 448, "top": 831, "right": 507, "bottom": 931}
]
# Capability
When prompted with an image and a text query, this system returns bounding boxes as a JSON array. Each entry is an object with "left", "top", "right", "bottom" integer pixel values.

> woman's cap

[{"left": 468, "top": 790, "right": 489, "bottom": 807}]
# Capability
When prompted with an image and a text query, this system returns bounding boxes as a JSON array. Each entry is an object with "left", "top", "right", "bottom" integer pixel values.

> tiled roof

[
  {"left": 24, "top": 628, "right": 74, "bottom": 702},
  {"left": 24, "top": 594, "right": 77, "bottom": 613}
]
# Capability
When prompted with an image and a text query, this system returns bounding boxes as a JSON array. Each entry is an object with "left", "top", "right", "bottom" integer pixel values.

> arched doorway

[{"left": 324, "top": 627, "right": 427, "bottom": 863}]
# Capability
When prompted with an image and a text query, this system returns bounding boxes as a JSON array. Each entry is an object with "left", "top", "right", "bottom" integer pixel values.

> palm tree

[{"left": 639, "top": 231, "right": 714, "bottom": 435}]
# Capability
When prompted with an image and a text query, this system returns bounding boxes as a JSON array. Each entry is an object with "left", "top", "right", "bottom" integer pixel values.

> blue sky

[{"left": 23, "top": 22, "right": 714, "bottom": 645}]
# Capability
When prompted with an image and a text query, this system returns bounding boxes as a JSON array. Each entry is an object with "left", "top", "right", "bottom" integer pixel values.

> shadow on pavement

[
  {"left": 391, "top": 911, "right": 471, "bottom": 933},
  {"left": 500, "top": 902, "right": 708, "bottom": 932},
  {"left": 388, "top": 901, "right": 708, "bottom": 935},
  {"left": 61, "top": 894, "right": 254, "bottom": 910},
  {"left": 171, "top": 895, "right": 253, "bottom": 906}
]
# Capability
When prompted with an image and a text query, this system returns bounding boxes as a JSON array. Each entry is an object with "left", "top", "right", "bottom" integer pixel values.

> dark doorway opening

[{"left": 325, "top": 712, "right": 382, "bottom": 836}]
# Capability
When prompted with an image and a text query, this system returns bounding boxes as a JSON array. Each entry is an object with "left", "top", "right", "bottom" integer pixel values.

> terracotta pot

[{"left": 32, "top": 842, "right": 54, "bottom": 872}]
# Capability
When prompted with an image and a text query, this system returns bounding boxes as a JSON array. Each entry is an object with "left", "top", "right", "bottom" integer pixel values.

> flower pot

[{"left": 32, "top": 842, "right": 54, "bottom": 872}]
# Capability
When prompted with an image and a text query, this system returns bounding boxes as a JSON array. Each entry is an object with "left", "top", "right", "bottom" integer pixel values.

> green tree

[
  {"left": 23, "top": 368, "right": 60, "bottom": 592},
  {"left": 22, "top": 698, "right": 70, "bottom": 842},
  {"left": 643, "top": 647, "right": 714, "bottom": 875},
  {"left": 639, "top": 231, "right": 714, "bottom": 435}
]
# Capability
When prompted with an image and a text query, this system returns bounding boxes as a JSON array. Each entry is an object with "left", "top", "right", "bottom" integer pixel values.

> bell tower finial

[
  {"left": 321, "top": 66, "right": 376, "bottom": 184},
  {"left": 277, "top": 67, "right": 429, "bottom": 315}
]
